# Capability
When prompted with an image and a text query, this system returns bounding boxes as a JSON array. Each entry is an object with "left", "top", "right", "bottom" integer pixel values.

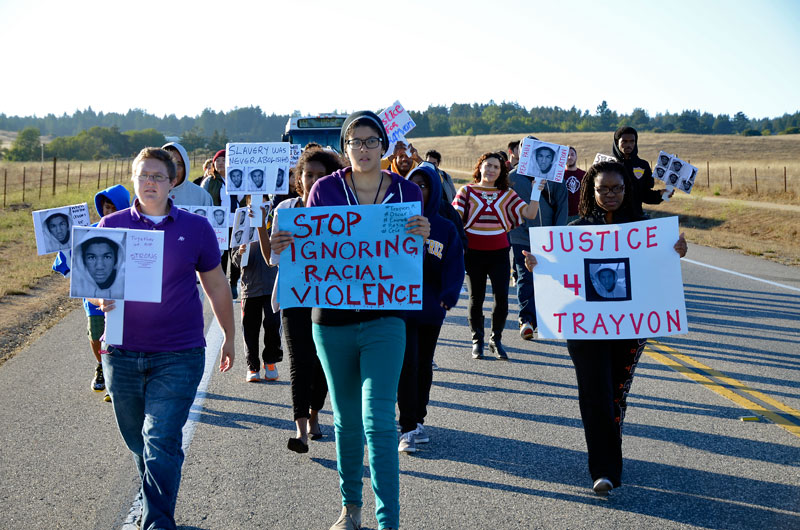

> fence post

[
  {"left": 105, "top": 163, "right": 109, "bottom": 187},
  {"left": 754, "top": 168, "right": 758, "bottom": 193},
  {"left": 52, "top": 157, "right": 57, "bottom": 196},
  {"left": 706, "top": 161, "right": 710, "bottom": 188},
  {"left": 114, "top": 159, "right": 118, "bottom": 183},
  {"left": 3, "top": 168, "right": 6, "bottom": 208},
  {"left": 729, "top": 166, "right": 732, "bottom": 189},
  {"left": 23, "top": 167, "right": 26, "bottom": 202},
  {"left": 97, "top": 164, "right": 101, "bottom": 188},
  {"left": 38, "top": 165, "right": 43, "bottom": 199},
  {"left": 784, "top": 167, "right": 787, "bottom": 193},
  {"left": 79, "top": 163, "right": 83, "bottom": 189},
  {"left": 66, "top": 164, "right": 70, "bottom": 191}
]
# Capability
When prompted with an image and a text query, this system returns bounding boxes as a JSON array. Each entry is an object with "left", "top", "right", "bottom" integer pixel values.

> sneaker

[
  {"left": 103, "top": 393, "right": 111, "bottom": 403},
  {"left": 329, "top": 504, "right": 361, "bottom": 530},
  {"left": 593, "top": 477, "right": 613, "bottom": 496},
  {"left": 431, "top": 359, "right": 439, "bottom": 371},
  {"left": 245, "top": 370, "right": 261, "bottom": 383},
  {"left": 398, "top": 431, "right": 417, "bottom": 453},
  {"left": 92, "top": 363, "right": 105, "bottom": 392},
  {"left": 413, "top": 423, "right": 429, "bottom": 444},
  {"left": 263, "top": 364, "right": 279, "bottom": 381},
  {"left": 519, "top": 321, "right": 535, "bottom": 341}
]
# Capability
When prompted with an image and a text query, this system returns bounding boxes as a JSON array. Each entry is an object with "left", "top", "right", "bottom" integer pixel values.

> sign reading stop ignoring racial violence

[
  {"left": 277, "top": 202, "right": 424, "bottom": 310},
  {"left": 529, "top": 217, "right": 687, "bottom": 339}
]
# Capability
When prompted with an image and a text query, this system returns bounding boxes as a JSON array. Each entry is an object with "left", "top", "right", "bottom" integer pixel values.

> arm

[
  {"left": 439, "top": 228, "right": 465, "bottom": 310},
  {"left": 256, "top": 203, "right": 274, "bottom": 265},
  {"left": 520, "top": 180, "right": 545, "bottom": 219},
  {"left": 198, "top": 264, "right": 235, "bottom": 372}
]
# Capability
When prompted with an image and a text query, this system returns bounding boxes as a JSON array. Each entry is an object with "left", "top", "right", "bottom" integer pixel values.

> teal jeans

[{"left": 313, "top": 317, "right": 405, "bottom": 529}]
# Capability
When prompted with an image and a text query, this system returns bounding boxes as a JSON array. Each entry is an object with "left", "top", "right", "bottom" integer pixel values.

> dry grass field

[{"left": 411, "top": 132, "right": 800, "bottom": 201}]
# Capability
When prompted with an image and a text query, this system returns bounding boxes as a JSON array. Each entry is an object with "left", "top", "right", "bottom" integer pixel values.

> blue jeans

[
  {"left": 312, "top": 317, "right": 405, "bottom": 530},
  {"left": 511, "top": 243, "right": 536, "bottom": 326},
  {"left": 103, "top": 346, "right": 205, "bottom": 530}
]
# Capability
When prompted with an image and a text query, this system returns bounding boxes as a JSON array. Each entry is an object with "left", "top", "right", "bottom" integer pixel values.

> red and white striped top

[{"left": 452, "top": 184, "right": 526, "bottom": 250}]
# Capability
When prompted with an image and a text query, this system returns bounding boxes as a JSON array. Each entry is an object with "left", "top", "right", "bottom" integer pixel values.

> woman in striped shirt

[{"left": 452, "top": 152, "right": 543, "bottom": 360}]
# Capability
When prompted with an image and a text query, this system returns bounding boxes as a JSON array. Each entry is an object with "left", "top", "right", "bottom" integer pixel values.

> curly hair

[
  {"left": 577, "top": 161, "right": 632, "bottom": 218},
  {"left": 295, "top": 148, "right": 344, "bottom": 195},
  {"left": 471, "top": 152, "right": 510, "bottom": 191}
]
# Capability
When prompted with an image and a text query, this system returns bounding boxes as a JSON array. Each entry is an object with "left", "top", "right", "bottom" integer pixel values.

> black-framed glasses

[
  {"left": 345, "top": 137, "right": 382, "bottom": 150},
  {"left": 595, "top": 185, "right": 624, "bottom": 195},
  {"left": 135, "top": 174, "right": 170, "bottom": 183}
]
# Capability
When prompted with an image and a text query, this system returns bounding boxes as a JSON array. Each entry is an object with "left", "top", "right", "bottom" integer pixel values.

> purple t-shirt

[{"left": 98, "top": 199, "right": 221, "bottom": 352}]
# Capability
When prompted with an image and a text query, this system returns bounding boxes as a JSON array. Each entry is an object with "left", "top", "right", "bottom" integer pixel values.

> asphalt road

[{"left": 1, "top": 243, "right": 798, "bottom": 530}]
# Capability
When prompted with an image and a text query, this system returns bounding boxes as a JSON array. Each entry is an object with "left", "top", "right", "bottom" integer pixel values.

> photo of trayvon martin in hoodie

[
  {"left": 162, "top": 142, "right": 213, "bottom": 207},
  {"left": 397, "top": 162, "right": 465, "bottom": 440},
  {"left": 611, "top": 126, "right": 663, "bottom": 218}
]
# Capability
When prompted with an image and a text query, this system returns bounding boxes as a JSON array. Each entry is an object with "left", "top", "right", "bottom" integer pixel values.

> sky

[{"left": 1, "top": 0, "right": 798, "bottom": 120}]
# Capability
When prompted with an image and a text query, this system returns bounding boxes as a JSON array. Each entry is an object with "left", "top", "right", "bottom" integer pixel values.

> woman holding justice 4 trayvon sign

[
  {"left": 524, "top": 160, "right": 687, "bottom": 496},
  {"left": 270, "top": 111, "right": 429, "bottom": 530}
]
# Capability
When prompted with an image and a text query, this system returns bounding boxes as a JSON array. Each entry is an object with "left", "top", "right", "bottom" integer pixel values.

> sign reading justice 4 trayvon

[
  {"left": 529, "top": 217, "right": 688, "bottom": 339},
  {"left": 276, "top": 203, "right": 424, "bottom": 310}
]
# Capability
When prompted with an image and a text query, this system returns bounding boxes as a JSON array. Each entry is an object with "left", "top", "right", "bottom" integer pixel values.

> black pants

[
  {"left": 282, "top": 307, "right": 328, "bottom": 420},
  {"left": 398, "top": 320, "right": 443, "bottom": 433},
  {"left": 567, "top": 338, "right": 646, "bottom": 487},
  {"left": 241, "top": 295, "right": 282, "bottom": 371},
  {"left": 464, "top": 248, "right": 510, "bottom": 337}
]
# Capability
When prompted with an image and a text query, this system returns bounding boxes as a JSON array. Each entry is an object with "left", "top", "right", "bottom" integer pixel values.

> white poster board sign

[
  {"left": 593, "top": 153, "right": 617, "bottom": 165},
  {"left": 529, "top": 217, "right": 687, "bottom": 339},
  {"left": 225, "top": 142, "right": 290, "bottom": 195},
  {"left": 290, "top": 144, "right": 302, "bottom": 168},
  {"left": 70, "top": 226, "right": 163, "bottom": 302},
  {"left": 230, "top": 206, "right": 260, "bottom": 248},
  {"left": 380, "top": 100, "right": 416, "bottom": 143},
  {"left": 654, "top": 151, "right": 698, "bottom": 199},
  {"left": 518, "top": 138, "right": 569, "bottom": 183},
  {"left": 33, "top": 203, "right": 91, "bottom": 255},
  {"left": 178, "top": 205, "right": 229, "bottom": 250}
]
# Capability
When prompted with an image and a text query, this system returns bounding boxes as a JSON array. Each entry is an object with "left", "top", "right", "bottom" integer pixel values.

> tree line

[{"left": 2, "top": 102, "right": 799, "bottom": 161}]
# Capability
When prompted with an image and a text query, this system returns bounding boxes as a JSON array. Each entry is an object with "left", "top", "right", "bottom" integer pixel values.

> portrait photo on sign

[
  {"left": 667, "top": 172, "right": 681, "bottom": 185},
  {"left": 584, "top": 258, "right": 632, "bottom": 302},
  {"left": 657, "top": 153, "right": 671, "bottom": 168},
  {"left": 518, "top": 138, "right": 568, "bottom": 182},
  {"left": 227, "top": 168, "right": 244, "bottom": 192},
  {"left": 655, "top": 167, "right": 666, "bottom": 179},
  {"left": 211, "top": 207, "right": 227, "bottom": 227},
  {"left": 33, "top": 203, "right": 92, "bottom": 255},
  {"left": 248, "top": 167, "right": 267, "bottom": 192},
  {"left": 70, "top": 228, "right": 126, "bottom": 300},
  {"left": 192, "top": 208, "right": 207, "bottom": 217}
]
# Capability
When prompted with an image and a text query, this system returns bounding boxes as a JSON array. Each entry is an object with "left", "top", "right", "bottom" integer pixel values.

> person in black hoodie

[
  {"left": 523, "top": 161, "right": 687, "bottom": 496},
  {"left": 611, "top": 126, "right": 668, "bottom": 218},
  {"left": 397, "top": 162, "right": 465, "bottom": 453}
]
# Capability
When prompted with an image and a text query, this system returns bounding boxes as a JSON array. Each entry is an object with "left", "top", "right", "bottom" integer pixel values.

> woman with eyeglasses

[
  {"left": 523, "top": 161, "right": 687, "bottom": 496},
  {"left": 452, "top": 152, "right": 544, "bottom": 361},
  {"left": 269, "top": 111, "right": 429, "bottom": 530}
]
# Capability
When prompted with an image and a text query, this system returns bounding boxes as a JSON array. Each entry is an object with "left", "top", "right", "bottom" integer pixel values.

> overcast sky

[{"left": 1, "top": 0, "right": 798, "bottom": 120}]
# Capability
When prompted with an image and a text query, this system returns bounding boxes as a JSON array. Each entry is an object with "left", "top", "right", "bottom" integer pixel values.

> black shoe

[
  {"left": 288, "top": 437, "right": 309, "bottom": 454},
  {"left": 488, "top": 340, "right": 509, "bottom": 360},
  {"left": 92, "top": 363, "right": 105, "bottom": 392},
  {"left": 471, "top": 341, "right": 484, "bottom": 360}
]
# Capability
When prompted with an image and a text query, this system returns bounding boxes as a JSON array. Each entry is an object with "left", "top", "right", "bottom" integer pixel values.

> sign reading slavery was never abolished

[
  {"left": 277, "top": 202, "right": 424, "bottom": 310},
  {"left": 529, "top": 217, "right": 688, "bottom": 339},
  {"left": 225, "top": 142, "right": 290, "bottom": 195}
]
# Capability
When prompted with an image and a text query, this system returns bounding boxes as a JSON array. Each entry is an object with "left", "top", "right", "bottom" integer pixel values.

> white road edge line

[
  {"left": 682, "top": 258, "right": 800, "bottom": 293},
  {"left": 120, "top": 323, "right": 224, "bottom": 529}
]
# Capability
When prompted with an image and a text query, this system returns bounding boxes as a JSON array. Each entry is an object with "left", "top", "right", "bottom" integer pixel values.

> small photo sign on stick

[
  {"left": 654, "top": 151, "right": 698, "bottom": 199},
  {"left": 33, "top": 203, "right": 91, "bottom": 255},
  {"left": 69, "top": 226, "right": 164, "bottom": 302},
  {"left": 225, "top": 142, "right": 291, "bottom": 195},
  {"left": 518, "top": 138, "right": 570, "bottom": 183},
  {"left": 380, "top": 100, "right": 416, "bottom": 143},
  {"left": 230, "top": 206, "right": 261, "bottom": 248}
]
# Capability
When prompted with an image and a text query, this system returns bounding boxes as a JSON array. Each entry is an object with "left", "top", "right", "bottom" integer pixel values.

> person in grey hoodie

[
  {"left": 162, "top": 142, "right": 213, "bottom": 206},
  {"left": 508, "top": 136, "right": 568, "bottom": 341}
]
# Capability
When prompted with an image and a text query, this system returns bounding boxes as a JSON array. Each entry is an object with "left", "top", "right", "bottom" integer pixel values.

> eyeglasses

[
  {"left": 345, "top": 137, "right": 382, "bottom": 150},
  {"left": 134, "top": 174, "right": 171, "bottom": 183},
  {"left": 595, "top": 185, "right": 624, "bottom": 195}
]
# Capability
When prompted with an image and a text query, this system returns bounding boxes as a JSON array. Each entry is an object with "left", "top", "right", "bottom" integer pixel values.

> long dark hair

[
  {"left": 577, "top": 161, "right": 634, "bottom": 218},
  {"left": 294, "top": 148, "right": 344, "bottom": 195},
  {"left": 472, "top": 152, "right": 510, "bottom": 191}
]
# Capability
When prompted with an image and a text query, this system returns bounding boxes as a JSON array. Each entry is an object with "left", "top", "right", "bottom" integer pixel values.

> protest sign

[
  {"left": 33, "top": 203, "right": 91, "bottom": 255},
  {"left": 70, "top": 226, "right": 164, "bottom": 302},
  {"left": 593, "top": 153, "right": 617, "bottom": 165},
  {"left": 518, "top": 138, "right": 569, "bottom": 183},
  {"left": 230, "top": 206, "right": 261, "bottom": 248},
  {"left": 277, "top": 202, "right": 424, "bottom": 310},
  {"left": 225, "top": 142, "right": 291, "bottom": 195},
  {"left": 178, "top": 206, "right": 229, "bottom": 250},
  {"left": 529, "top": 217, "right": 687, "bottom": 339},
  {"left": 380, "top": 100, "right": 416, "bottom": 143},
  {"left": 290, "top": 144, "right": 302, "bottom": 168},
  {"left": 654, "top": 151, "right": 697, "bottom": 199}
]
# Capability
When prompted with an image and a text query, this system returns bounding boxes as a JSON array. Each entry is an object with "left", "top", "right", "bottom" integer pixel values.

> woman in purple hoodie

[{"left": 270, "top": 111, "right": 429, "bottom": 530}]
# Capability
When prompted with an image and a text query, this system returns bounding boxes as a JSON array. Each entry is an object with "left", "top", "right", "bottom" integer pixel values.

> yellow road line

[{"left": 645, "top": 342, "right": 800, "bottom": 439}]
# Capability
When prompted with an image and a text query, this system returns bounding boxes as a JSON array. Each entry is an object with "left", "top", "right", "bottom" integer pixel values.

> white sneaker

[
  {"left": 413, "top": 423, "right": 429, "bottom": 444},
  {"left": 398, "top": 431, "right": 417, "bottom": 453},
  {"left": 263, "top": 364, "right": 279, "bottom": 381},
  {"left": 519, "top": 321, "right": 535, "bottom": 341},
  {"left": 245, "top": 370, "right": 260, "bottom": 383}
]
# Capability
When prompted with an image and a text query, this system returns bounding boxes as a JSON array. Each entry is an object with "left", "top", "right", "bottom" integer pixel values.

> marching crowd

[{"left": 54, "top": 111, "right": 687, "bottom": 530}]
